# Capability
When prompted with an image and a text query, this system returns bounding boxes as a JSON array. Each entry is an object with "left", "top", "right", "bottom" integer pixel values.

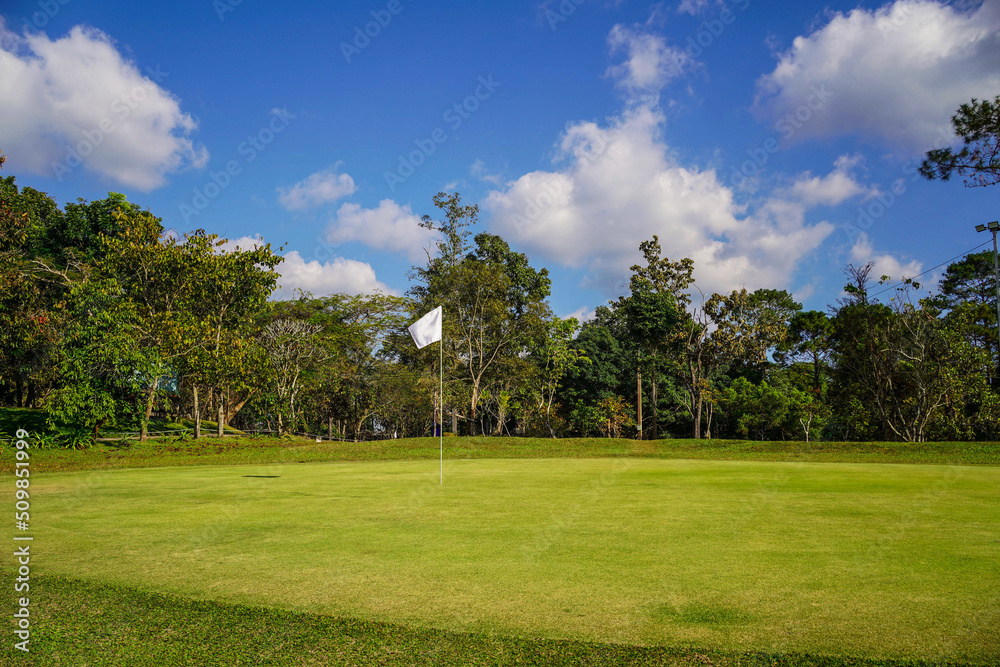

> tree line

[{"left": 1, "top": 95, "right": 997, "bottom": 443}]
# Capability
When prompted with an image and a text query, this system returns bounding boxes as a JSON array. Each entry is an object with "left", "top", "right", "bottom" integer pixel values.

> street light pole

[{"left": 975, "top": 221, "right": 1000, "bottom": 381}]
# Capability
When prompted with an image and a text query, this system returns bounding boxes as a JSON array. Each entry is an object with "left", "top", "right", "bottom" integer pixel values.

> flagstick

[{"left": 439, "top": 336, "right": 443, "bottom": 484}]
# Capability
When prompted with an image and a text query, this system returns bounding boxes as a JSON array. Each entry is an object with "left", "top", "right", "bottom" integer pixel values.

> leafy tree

[
  {"left": 406, "top": 194, "right": 551, "bottom": 435},
  {"left": 616, "top": 275, "right": 681, "bottom": 439},
  {"left": 260, "top": 319, "right": 324, "bottom": 433},
  {"left": 920, "top": 95, "right": 1000, "bottom": 187},
  {"left": 715, "top": 376, "right": 823, "bottom": 441},
  {"left": 774, "top": 310, "right": 833, "bottom": 397},
  {"left": 46, "top": 277, "right": 159, "bottom": 440},
  {"left": 829, "top": 281, "right": 993, "bottom": 442},
  {"left": 0, "top": 176, "right": 66, "bottom": 408},
  {"left": 175, "top": 231, "right": 281, "bottom": 437},
  {"left": 526, "top": 316, "right": 586, "bottom": 437},
  {"left": 704, "top": 287, "right": 801, "bottom": 380},
  {"left": 561, "top": 308, "right": 633, "bottom": 436},
  {"left": 927, "top": 250, "right": 998, "bottom": 373}
]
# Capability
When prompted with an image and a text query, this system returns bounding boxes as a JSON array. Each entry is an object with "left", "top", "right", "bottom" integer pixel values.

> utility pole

[{"left": 975, "top": 221, "right": 1000, "bottom": 385}]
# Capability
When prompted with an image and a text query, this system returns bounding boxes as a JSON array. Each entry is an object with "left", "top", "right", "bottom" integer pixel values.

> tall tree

[
  {"left": 928, "top": 250, "right": 998, "bottom": 373},
  {"left": 406, "top": 194, "right": 551, "bottom": 435},
  {"left": 774, "top": 310, "right": 833, "bottom": 397},
  {"left": 704, "top": 287, "right": 801, "bottom": 380},
  {"left": 176, "top": 231, "right": 281, "bottom": 437},
  {"left": 920, "top": 95, "right": 1000, "bottom": 187}
]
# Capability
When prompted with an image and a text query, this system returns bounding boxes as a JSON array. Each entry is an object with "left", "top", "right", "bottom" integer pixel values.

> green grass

[
  {"left": 3, "top": 575, "right": 980, "bottom": 667},
  {"left": 8, "top": 458, "right": 999, "bottom": 663},
  {"left": 4, "top": 433, "right": 1000, "bottom": 474}
]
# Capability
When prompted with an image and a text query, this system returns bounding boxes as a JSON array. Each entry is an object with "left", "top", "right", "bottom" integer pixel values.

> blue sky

[{"left": 2, "top": 0, "right": 998, "bottom": 321}]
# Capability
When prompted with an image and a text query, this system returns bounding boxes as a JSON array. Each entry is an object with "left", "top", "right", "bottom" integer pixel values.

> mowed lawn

[{"left": 20, "top": 458, "right": 1000, "bottom": 662}]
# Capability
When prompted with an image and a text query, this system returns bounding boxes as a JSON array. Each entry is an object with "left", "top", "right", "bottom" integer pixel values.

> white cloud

[
  {"left": 470, "top": 159, "right": 504, "bottom": 184},
  {"left": 564, "top": 306, "right": 596, "bottom": 324},
  {"left": 277, "top": 166, "right": 356, "bottom": 210},
  {"left": 754, "top": 0, "right": 1000, "bottom": 151},
  {"left": 781, "top": 155, "right": 877, "bottom": 207},
  {"left": 217, "top": 235, "right": 393, "bottom": 298},
  {"left": 326, "top": 199, "right": 439, "bottom": 262},
  {"left": 849, "top": 232, "right": 923, "bottom": 283},
  {"left": 273, "top": 252, "right": 394, "bottom": 298},
  {"left": 606, "top": 23, "right": 691, "bottom": 96},
  {"left": 485, "top": 103, "right": 834, "bottom": 297},
  {"left": 0, "top": 23, "right": 207, "bottom": 190}
]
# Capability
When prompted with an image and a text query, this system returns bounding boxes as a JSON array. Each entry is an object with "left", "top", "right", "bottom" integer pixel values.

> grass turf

[
  {"left": 4, "top": 434, "right": 1000, "bottom": 474},
  {"left": 2, "top": 574, "right": 984, "bottom": 666},
  {"left": 8, "top": 457, "right": 999, "bottom": 663}
]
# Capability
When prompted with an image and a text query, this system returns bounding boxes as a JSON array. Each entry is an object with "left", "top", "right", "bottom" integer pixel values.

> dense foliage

[{"left": 1, "top": 156, "right": 998, "bottom": 444}]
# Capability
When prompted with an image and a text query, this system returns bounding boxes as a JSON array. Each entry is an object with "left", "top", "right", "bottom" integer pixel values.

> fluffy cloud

[
  {"left": 484, "top": 104, "right": 835, "bottom": 297},
  {"left": 273, "top": 252, "right": 394, "bottom": 298},
  {"left": 277, "top": 166, "right": 356, "bottom": 210},
  {"left": 754, "top": 0, "right": 1000, "bottom": 151},
  {"left": 219, "top": 236, "right": 393, "bottom": 298},
  {"left": 606, "top": 23, "right": 691, "bottom": 96},
  {"left": 326, "top": 199, "right": 439, "bottom": 262},
  {"left": 779, "top": 155, "right": 877, "bottom": 207},
  {"left": 0, "top": 22, "right": 207, "bottom": 190}
]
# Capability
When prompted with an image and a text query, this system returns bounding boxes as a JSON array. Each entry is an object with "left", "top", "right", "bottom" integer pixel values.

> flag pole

[{"left": 439, "top": 334, "right": 443, "bottom": 484}]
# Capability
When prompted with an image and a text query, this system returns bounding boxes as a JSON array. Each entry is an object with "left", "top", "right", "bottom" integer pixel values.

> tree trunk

[
  {"left": 636, "top": 370, "right": 643, "bottom": 440},
  {"left": 651, "top": 376, "right": 658, "bottom": 441},
  {"left": 193, "top": 385, "right": 201, "bottom": 439},
  {"left": 140, "top": 384, "right": 157, "bottom": 442},
  {"left": 328, "top": 417, "right": 333, "bottom": 440},
  {"left": 216, "top": 389, "right": 225, "bottom": 437},
  {"left": 451, "top": 408, "right": 457, "bottom": 434},
  {"left": 693, "top": 394, "right": 702, "bottom": 439},
  {"left": 225, "top": 391, "right": 253, "bottom": 424}
]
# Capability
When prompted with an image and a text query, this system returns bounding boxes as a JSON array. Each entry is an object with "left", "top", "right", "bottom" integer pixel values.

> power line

[{"left": 866, "top": 240, "right": 993, "bottom": 301}]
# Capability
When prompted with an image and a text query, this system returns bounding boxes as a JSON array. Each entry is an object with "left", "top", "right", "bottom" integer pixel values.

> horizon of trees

[{"left": 2, "top": 92, "right": 999, "bottom": 445}]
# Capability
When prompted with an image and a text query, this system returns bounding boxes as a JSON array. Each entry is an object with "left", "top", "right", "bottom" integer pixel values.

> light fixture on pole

[{"left": 975, "top": 221, "right": 1000, "bottom": 386}]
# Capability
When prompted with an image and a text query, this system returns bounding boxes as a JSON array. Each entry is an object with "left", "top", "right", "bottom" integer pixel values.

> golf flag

[{"left": 408, "top": 306, "right": 442, "bottom": 349}]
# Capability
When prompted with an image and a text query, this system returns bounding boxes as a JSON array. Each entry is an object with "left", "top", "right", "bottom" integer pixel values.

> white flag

[{"left": 408, "top": 306, "right": 442, "bottom": 349}]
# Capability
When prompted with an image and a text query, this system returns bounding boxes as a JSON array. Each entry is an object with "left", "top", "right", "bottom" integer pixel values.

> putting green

[{"left": 20, "top": 458, "right": 1000, "bottom": 661}]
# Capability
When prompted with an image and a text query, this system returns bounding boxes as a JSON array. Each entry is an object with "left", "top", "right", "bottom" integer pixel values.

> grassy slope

[
  {"left": 4, "top": 575, "right": 979, "bottom": 667},
  {"left": 4, "top": 435, "right": 1000, "bottom": 474},
  {"left": 3, "top": 407, "right": 999, "bottom": 667},
  {"left": 11, "top": 458, "right": 1000, "bottom": 664}
]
